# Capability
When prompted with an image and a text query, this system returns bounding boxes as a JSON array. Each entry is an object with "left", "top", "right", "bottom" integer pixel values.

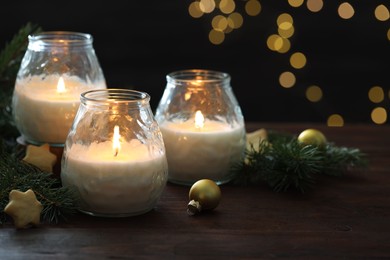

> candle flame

[
  {"left": 57, "top": 77, "right": 66, "bottom": 93},
  {"left": 194, "top": 110, "right": 204, "bottom": 129},
  {"left": 113, "top": 125, "right": 121, "bottom": 157}
]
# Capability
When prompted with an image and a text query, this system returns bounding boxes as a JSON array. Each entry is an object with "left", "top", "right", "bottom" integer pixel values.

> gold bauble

[
  {"left": 297, "top": 128, "right": 327, "bottom": 147},
  {"left": 187, "top": 179, "right": 221, "bottom": 215}
]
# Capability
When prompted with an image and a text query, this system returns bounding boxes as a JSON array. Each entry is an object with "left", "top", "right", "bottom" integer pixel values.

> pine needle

[
  {"left": 0, "top": 140, "right": 78, "bottom": 225},
  {"left": 230, "top": 131, "right": 368, "bottom": 193},
  {"left": 0, "top": 22, "right": 42, "bottom": 139}
]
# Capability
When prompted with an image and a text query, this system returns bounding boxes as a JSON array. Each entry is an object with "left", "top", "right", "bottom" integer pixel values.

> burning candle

[
  {"left": 61, "top": 89, "right": 168, "bottom": 217},
  {"left": 12, "top": 31, "right": 107, "bottom": 147},
  {"left": 12, "top": 75, "right": 105, "bottom": 145},
  {"left": 156, "top": 69, "right": 246, "bottom": 186},
  {"left": 159, "top": 110, "right": 246, "bottom": 185},
  {"left": 61, "top": 125, "right": 168, "bottom": 217}
]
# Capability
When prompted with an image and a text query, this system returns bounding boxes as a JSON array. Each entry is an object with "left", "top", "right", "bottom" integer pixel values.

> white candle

[
  {"left": 13, "top": 74, "right": 106, "bottom": 144},
  {"left": 159, "top": 112, "right": 246, "bottom": 185},
  {"left": 61, "top": 138, "right": 168, "bottom": 216}
]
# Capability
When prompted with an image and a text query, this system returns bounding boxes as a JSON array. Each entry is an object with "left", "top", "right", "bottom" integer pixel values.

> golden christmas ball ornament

[
  {"left": 187, "top": 179, "right": 221, "bottom": 215},
  {"left": 297, "top": 128, "right": 327, "bottom": 148}
]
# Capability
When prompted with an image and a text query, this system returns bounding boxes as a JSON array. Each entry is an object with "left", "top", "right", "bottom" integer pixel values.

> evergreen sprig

[
  {"left": 0, "top": 22, "right": 42, "bottom": 139},
  {"left": 230, "top": 131, "right": 368, "bottom": 193},
  {"left": 0, "top": 140, "right": 78, "bottom": 225}
]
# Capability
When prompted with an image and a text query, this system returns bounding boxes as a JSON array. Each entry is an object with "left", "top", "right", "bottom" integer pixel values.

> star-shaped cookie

[
  {"left": 4, "top": 189, "right": 43, "bottom": 229},
  {"left": 23, "top": 143, "right": 57, "bottom": 173}
]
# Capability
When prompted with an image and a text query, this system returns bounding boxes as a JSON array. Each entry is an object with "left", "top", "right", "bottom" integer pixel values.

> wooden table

[{"left": 1, "top": 123, "right": 390, "bottom": 259}]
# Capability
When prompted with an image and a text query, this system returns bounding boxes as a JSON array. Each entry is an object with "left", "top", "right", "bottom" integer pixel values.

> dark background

[{"left": 1, "top": 1, "right": 389, "bottom": 124}]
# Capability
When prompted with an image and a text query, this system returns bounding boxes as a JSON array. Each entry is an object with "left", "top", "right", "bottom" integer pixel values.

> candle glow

[
  {"left": 56, "top": 77, "right": 66, "bottom": 93},
  {"left": 194, "top": 110, "right": 204, "bottom": 129},
  {"left": 12, "top": 75, "right": 106, "bottom": 144},
  {"left": 113, "top": 125, "right": 121, "bottom": 157}
]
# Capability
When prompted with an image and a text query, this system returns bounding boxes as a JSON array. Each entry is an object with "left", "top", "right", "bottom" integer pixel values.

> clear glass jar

[
  {"left": 155, "top": 69, "right": 246, "bottom": 186},
  {"left": 12, "top": 31, "right": 106, "bottom": 146},
  {"left": 61, "top": 89, "right": 168, "bottom": 217}
]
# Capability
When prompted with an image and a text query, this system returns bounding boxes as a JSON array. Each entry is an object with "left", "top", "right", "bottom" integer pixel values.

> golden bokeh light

[
  {"left": 267, "top": 34, "right": 280, "bottom": 51},
  {"left": 245, "top": 0, "right": 261, "bottom": 16},
  {"left": 327, "top": 114, "right": 344, "bottom": 127},
  {"left": 279, "top": 71, "right": 296, "bottom": 88},
  {"left": 307, "top": 0, "right": 324, "bottom": 13},
  {"left": 219, "top": 0, "right": 236, "bottom": 14},
  {"left": 288, "top": 0, "right": 304, "bottom": 8},
  {"left": 306, "top": 85, "right": 323, "bottom": 102},
  {"left": 267, "top": 34, "right": 291, "bottom": 53},
  {"left": 224, "top": 25, "right": 234, "bottom": 34},
  {"left": 338, "top": 2, "right": 355, "bottom": 19},
  {"left": 277, "top": 38, "right": 291, "bottom": 53},
  {"left": 277, "top": 13, "right": 293, "bottom": 27},
  {"left": 199, "top": 0, "right": 216, "bottom": 13},
  {"left": 228, "top": 12, "right": 244, "bottom": 29},
  {"left": 278, "top": 21, "right": 293, "bottom": 31},
  {"left": 290, "top": 52, "right": 307, "bottom": 69},
  {"left": 188, "top": 1, "right": 389, "bottom": 125},
  {"left": 368, "top": 86, "right": 384, "bottom": 103},
  {"left": 374, "top": 4, "right": 390, "bottom": 21},
  {"left": 278, "top": 24, "right": 295, "bottom": 38},
  {"left": 371, "top": 107, "right": 387, "bottom": 124},
  {"left": 212, "top": 15, "right": 228, "bottom": 31},
  {"left": 209, "top": 29, "right": 225, "bottom": 45},
  {"left": 189, "top": 1, "right": 204, "bottom": 18}
]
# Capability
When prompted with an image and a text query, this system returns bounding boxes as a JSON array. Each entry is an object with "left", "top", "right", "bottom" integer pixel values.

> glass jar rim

[
  {"left": 81, "top": 89, "right": 151, "bottom": 105},
  {"left": 28, "top": 31, "right": 93, "bottom": 47},
  {"left": 167, "top": 69, "right": 230, "bottom": 83}
]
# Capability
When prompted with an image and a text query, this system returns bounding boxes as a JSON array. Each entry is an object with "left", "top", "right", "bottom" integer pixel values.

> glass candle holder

[
  {"left": 61, "top": 89, "right": 168, "bottom": 217},
  {"left": 12, "top": 31, "right": 106, "bottom": 147},
  {"left": 155, "top": 69, "right": 246, "bottom": 186}
]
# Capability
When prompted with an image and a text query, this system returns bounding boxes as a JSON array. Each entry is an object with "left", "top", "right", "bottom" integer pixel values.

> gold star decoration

[
  {"left": 23, "top": 143, "right": 57, "bottom": 173},
  {"left": 246, "top": 128, "right": 268, "bottom": 152},
  {"left": 4, "top": 189, "right": 43, "bottom": 229}
]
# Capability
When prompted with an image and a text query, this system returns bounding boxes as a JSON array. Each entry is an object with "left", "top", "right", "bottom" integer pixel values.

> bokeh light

[
  {"left": 307, "top": 0, "right": 324, "bottom": 13},
  {"left": 209, "top": 29, "right": 225, "bottom": 44},
  {"left": 278, "top": 24, "right": 295, "bottom": 38},
  {"left": 290, "top": 52, "right": 307, "bottom": 69},
  {"left": 228, "top": 12, "right": 244, "bottom": 29},
  {"left": 187, "top": 1, "right": 390, "bottom": 125},
  {"left": 199, "top": 0, "right": 216, "bottom": 13},
  {"left": 277, "top": 38, "right": 291, "bottom": 53},
  {"left": 277, "top": 13, "right": 293, "bottom": 27},
  {"left": 306, "top": 85, "right": 323, "bottom": 102},
  {"left": 288, "top": 0, "right": 304, "bottom": 8},
  {"left": 267, "top": 34, "right": 281, "bottom": 51},
  {"left": 327, "top": 114, "right": 344, "bottom": 127},
  {"left": 188, "top": 2, "right": 203, "bottom": 18},
  {"left": 245, "top": 0, "right": 261, "bottom": 16},
  {"left": 371, "top": 107, "right": 387, "bottom": 124},
  {"left": 338, "top": 2, "right": 355, "bottom": 19},
  {"left": 279, "top": 71, "right": 296, "bottom": 88},
  {"left": 212, "top": 15, "right": 228, "bottom": 31},
  {"left": 220, "top": 0, "right": 236, "bottom": 14},
  {"left": 368, "top": 86, "right": 384, "bottom": 103},
  {"left": 374, "top": 4, "right": 390, "bottom": 21}
]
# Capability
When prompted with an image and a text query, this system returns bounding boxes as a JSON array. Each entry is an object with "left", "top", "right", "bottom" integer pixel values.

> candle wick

[{"left": 114, "top": 149, "right": 118, "bottom": 157}]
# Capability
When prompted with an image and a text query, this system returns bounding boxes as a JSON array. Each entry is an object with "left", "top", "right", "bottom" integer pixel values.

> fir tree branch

[
  {"left": 0, "top": 22, "right": 42, "bottom": 139},
  {"left": 0, "top": 140, "right": 78, "bottom": 225},
  {"left": 0, "top": 22, "right": 41, "bottom": 80},
  {"left": 230, "top": 131, "right": 368, "bottom": 193}
]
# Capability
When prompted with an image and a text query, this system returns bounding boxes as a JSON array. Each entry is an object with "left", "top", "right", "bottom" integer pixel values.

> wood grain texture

[{"left": 1, "top": 123, "right": 390, "bottom": 259}]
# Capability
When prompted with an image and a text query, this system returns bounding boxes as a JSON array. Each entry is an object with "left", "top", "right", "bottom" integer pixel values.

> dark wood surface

[{"left": 1, "top": 123, "right": 390, "bottom": 259}]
